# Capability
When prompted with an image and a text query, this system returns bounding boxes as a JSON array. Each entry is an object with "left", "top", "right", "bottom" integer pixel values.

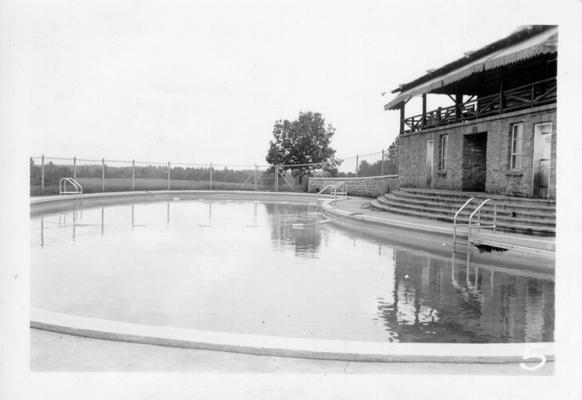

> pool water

[{"left": 31, "top": 199, "right": 554, "bottom": 343}]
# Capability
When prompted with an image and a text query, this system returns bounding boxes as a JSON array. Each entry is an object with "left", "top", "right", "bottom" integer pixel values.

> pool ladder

[
  {"left": 317, "top": 181, "right": 347, "bottom": 200},
  {"left": 59, "top": 177, "right": 83, "bottom": 197},
  {"left": 453, "top": 198, "right": 497, "bottom": 251},
  {"left": 315, "top": 182, "right": 347, "bottom": 216}
]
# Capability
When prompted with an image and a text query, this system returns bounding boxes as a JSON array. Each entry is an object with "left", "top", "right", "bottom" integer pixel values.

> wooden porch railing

[{"left": 401, "top": 77, "right": 556, "bottom": 134}]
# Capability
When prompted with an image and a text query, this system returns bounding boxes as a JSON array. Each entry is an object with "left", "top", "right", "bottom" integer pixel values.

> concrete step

[
  {"left": 370, "top": 200, "right": 555, "bottom": 236},
  {"left": 378, "top": 194, "right": 555, "bottom": 225},
  {"left": 391, "top": 190, "right": 556, "bottom": 213},
  {"left": 399, "top": 188, "right": 555, "bottom": 206},
  {"left": 376, "top": 202, "right": 554, "bottom": 229},
  {"left": 378, "top": 194, "right": 555, "bottom": 222}
]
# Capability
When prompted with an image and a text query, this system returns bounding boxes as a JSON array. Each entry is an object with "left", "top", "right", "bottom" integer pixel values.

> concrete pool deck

[
  {"left": 30, "top": 308, "right": 554, "bottom": 365},
  {"left": 30, "top": 329, "right": 553, "bottom": 374}
]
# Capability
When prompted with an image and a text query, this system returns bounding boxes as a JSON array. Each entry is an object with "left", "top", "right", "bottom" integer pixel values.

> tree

[{"left": 266, "top": 111, "right": 337, "bottom": 181}]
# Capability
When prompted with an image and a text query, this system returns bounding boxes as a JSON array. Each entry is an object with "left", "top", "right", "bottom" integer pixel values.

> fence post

[
  {"left": 132, "top": 160, "right": 135, "bottom": 191},
  {"left": 41, "top": 154, "right": 45, "bottom": 191},
  {"left": 101, "top": 158, "right": 105, "bottom": 192},
  {"left": 381, "top": 150, "right": 385, "bottom": 176},
  {"left": 275, "top": 165, "right": 279, "bottom": 192},
  {"left": 254, "top": 164, "right": 258, "bottom": 191},
  {"left": 167, "top": 161, "right": 171, "bottom": 190},
  {"left": 355, "top": 154, "right": 359, "bottom": 177},
  {"left": 73, "top": 156, "right": 77, "bottom": 179},
  {"left": 209, "top": 163, "right": 213, "bottom": 190}
]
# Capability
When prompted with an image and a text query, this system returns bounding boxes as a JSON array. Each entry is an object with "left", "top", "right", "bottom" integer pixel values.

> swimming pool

[{"left": 31, "top": 194, "right": 554, "bottom": 344}]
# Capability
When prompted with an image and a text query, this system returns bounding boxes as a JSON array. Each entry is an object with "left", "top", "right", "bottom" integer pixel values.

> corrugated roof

[{"left": 384, "top": 26, "right": 558, "bottom": 110}]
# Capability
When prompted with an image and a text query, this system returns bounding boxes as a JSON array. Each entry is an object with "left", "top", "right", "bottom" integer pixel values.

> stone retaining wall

[{"left": 308, "top": 175, "right": 399, "bottom": 198}]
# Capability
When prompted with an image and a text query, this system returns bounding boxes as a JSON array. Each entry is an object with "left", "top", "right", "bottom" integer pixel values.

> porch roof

[{"left": 384, "top": 26, "right": 558, "bottom": 110}]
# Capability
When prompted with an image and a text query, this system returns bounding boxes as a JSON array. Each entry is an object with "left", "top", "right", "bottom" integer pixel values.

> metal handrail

[
  {"left": 316, "top": 181, "right": 347, "bottom": 216},
  {"left": 452, "top": 197, "right": 475, "bottom": 246},
  {"left": 59, "top": 177, "right": 83, "bottom": 195},
  {"left": 317, "top": 182, "right": 347, "bottom": 199},
  {"left": 331, "top": 181, "right": 347, "bottom": 199},
  {"left": 318, "top": 184, "right": 335, "bottom": 196},
  {"left": 467, "top": 199, "right": 497, "bottom": 245}
]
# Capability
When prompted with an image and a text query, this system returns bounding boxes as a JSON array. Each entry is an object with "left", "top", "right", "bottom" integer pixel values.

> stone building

[{"left": 384, "top": 26, "right": 557, "bottom": 199}]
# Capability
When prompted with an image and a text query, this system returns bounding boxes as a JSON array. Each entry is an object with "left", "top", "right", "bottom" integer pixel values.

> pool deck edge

[{"left": 30, "top": 308, "right": 554, "bottom": 364}]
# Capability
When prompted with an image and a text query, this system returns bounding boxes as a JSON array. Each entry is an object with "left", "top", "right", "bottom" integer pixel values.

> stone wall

[
  {"left": 397, "top": 105, "right": 556, "bottom": 198},
  {"left": 307, "top": 175, "right": 400, "bottom": 198}
]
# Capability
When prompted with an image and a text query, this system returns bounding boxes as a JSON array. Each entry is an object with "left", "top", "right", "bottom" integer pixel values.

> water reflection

[
  {"left": 39, "top": 200, "right": 324, "bottom": 258},
  {"left": 33, "top": 199, "right": 554, "bottom": 343},
  {"left": 263, "top": 202, "right": 323, "bottom": 257},
  {"left": 375, "top": 249, "right": 554, "bottom": 343}
]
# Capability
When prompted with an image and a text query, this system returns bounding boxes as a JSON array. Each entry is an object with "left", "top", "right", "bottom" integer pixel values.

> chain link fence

[{"left": 30, "top": 149, "right": 398, "bottom": 196}]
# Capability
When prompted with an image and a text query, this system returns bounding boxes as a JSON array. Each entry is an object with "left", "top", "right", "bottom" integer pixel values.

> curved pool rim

[{"left": 30, "top": 190, "right": 555, "bottom": 363}]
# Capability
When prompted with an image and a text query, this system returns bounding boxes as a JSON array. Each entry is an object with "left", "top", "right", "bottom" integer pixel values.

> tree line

[{"left": 30, "top": 159, "right": 258, "bottom": 186}]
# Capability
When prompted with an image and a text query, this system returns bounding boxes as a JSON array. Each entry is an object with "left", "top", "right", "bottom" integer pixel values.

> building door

[
  {"left": 462, "top": 132, "right": 487, "bottom": 192},
  {"left": 533, "top": 123, "right": 552, "bottom": 198},
  {"left": 426, "top": 139, "right": 434, "bottom": 188}
]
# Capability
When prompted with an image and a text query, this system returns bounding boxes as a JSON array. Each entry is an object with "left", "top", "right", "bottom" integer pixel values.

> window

[
  {"left": 535, "top": 122, "right": 552, "bottom": 136},
  {"left": 510, "top": 123, "right": 524, "bottom": 170},
  {"left": 438, "top": 135, "right": 447, "bottom": 170}
]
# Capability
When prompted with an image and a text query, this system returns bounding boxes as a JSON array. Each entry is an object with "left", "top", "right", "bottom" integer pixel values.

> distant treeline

[{"left": 30, "top": 159, "right": 258, "bottom": 186}]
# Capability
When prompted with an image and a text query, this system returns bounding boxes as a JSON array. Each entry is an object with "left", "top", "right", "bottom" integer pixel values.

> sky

[{"left": 19, "top": 0, "right": 573, "bottom": 166}]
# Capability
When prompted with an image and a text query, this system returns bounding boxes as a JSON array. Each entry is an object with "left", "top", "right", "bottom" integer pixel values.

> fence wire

[{"left": 30, "top": 149, "right": 397, "bottom": 196}]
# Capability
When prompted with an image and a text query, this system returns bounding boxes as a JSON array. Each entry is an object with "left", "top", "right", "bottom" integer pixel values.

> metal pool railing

[
  {"left": 453, "top": 197, "right": 497, "bottom": 251},
  {"left": 467, "top": 199, "right": 497, "bottom": 245},
  {"left": 453, "top": 197, "right": 475, "bottom": 248},
  {"left": 59, "top": 177, "right": 83, "bottom": 196},
  {"left": 317, "top": 181, "right": 347, "bottom": 200}
]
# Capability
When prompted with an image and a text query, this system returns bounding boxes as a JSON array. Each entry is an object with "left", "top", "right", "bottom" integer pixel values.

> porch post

[
  {"left": 399, "top": 102, "right": 405, "bottom": 134},
  {"left": 499, "top": 81, "right": 504, "bottom": 114},
  {"left": 422, "top": 94, "right": 427, "bottom": 127},
  {"left": 455, "top": 93, "right": 462, "bottom": 120}
]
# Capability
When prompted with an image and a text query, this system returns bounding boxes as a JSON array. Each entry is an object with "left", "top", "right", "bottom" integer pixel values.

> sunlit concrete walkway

[{"left": 31, "top": 329, "right": 552, "bottom": 375}]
